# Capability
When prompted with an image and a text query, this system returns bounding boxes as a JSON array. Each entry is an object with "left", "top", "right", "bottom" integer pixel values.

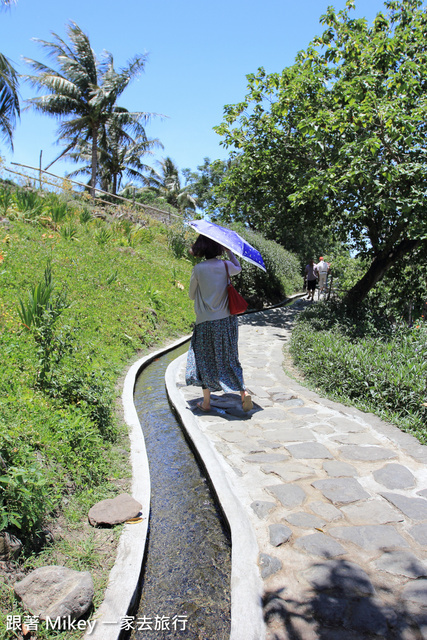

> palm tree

[
  {"left": 148, "top": 157, "right": 197, "bottom": 213},
  {"left": 0, "top": 52, "right": 20, "bottom": 149},
  {"left": 23, "top": 22, "right": 151, "bottom": 197},
  {"left": 66, "top": 111, "right": 163, "bottom": 195}
]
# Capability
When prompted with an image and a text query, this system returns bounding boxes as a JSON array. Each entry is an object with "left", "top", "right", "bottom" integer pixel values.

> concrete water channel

[{"left": 128, "top": 343, "right": 231, "bottom": 639}]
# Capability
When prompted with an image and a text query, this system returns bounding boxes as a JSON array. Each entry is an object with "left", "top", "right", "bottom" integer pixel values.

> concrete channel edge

[
  {"left": 83, "top": 334, "right": 192, "bottom": 640},
  {"left": 165, "top": 353, "right": 267, "bottom": 640}
]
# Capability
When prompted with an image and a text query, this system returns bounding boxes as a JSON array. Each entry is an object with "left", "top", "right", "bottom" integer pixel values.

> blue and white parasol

[{"left": 187, "top": 219, "right": 266, "bottom": 272}]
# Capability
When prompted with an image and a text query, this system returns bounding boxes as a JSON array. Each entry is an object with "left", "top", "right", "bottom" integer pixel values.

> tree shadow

[{"left": 262, "top": 557, "right": 426, "bottom": 639}]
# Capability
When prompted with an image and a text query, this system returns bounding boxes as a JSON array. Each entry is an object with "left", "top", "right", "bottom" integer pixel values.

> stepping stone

[
  {"left": 374, "top": 550, "right": 427, "bottom": 578},
  {"left": 259, "top": 553, "right": 282, "bottom": 579},
  {"left": 88, "top": 493, "right": 142, "bottom": 526},
  {"left": 269, "top": 523, "right": 292, "bottom": 546},
  {"left": 330, "top": 433, "right": 381, "bottom": 445},
  {"left": 347, "top": 598, "right": 389, "bottom": 636},
  {"left": 267, "top": 484, "right": 306, "bottom": 508},
  {"left": 329, "top": 417, "right": 366, "bottom": 433},
  {"left": 341, "top": 500, "right": 403, "bottom": 525},
  {"left": 304, "top": 559, "right": 375, "bottom": 596},
  {"left": 339, "top": 445, "right": 397, "bottom": 461},
  {"left": 284, "top": 512, "right": 325, "bottom": 529},
  {"left": 373, "top": 464, "right": 415, "bottom": 490},
  {"left": 261, "top": 461, "right": 316, "bottom": 482},
  {"left": 14, "top": 566, "right": 94, "bottom": 620},
  {"left": 330, "top": 525, "right": 409, "bottom": 550},
  {"left": 381, "top": 492, "right": 427, "bottom": 520},
  {"left": 251, "top": 501, "right": 276, "bottom": 519},
  {"left": 400, "top": 579, "right": 427, "bottom": 605},
  {"left": 409, "top": 523, "right": 427, "bottom": 546},
  {"left": 285, "top": 442, "right": 333, "bottom": 459},
  {"left": 289, "top": 407, "right": 318, "bottom": 416},
  {"left": 323, "top": 460, "right": 358, "bottom": 477},
  {"left": 295, "top": 532, "right": 346, "bottom": 558},
  {"left": 312, "top": 478, "right": 370, "bottom": 504},
  {"left": 309, "top": 501, "right": 343, "bottom": 522},
  {"left": 244, "top": 453, "right": 288, "bottom": 464}
]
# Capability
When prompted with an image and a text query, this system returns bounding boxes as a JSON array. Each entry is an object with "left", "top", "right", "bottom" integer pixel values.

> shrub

[
  {"left": 290, "top": 301, "right": 427, "bottom": 441},
  {"left": 228, "top": 224, "right": 302, "bottom": 306}
]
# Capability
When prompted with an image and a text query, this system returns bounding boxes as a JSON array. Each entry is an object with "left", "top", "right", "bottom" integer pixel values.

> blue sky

[{"left": 1, "top": 0, "right": 388, "bottom": 183}]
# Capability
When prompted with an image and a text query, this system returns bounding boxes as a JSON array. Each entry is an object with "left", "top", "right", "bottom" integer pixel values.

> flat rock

[
  {"left": 339, "top": 445, "right": 397, "bottom": 461},
  {"left": 267, "top": 483, "right": 306, "bottom": 508},
  {"left": 88, "top": 493, "right": 142, "bottom": 526},
  {"left": 259, "top": 553, "right": 282, "bottom": 579},
  {"left": 251, "top": 501, "right": 276, "bottom": 519},
  {"left": 373, "top": 464, "right": 415, "bottom": 490},
  {"left": 329, "top": 417, "right": 366, "bottom": 433},
  {"left": 244, "top": 453, "right": 288, "bottom": 464},
  {"left": 409, "top": 523, "right": 427, "bottom": 546},
  {"left": 341, "top": 500, "right": 403, "bottom": 525},
  {"left": 285, "top": 442, "right": 333, "bottom": 460},
  {"left": 269, "top": 523, "right": 292, "bottom": 546},
  {"left": 295, "top": 532, "right": 346, "bottom": 558},
  {"left": 381, "top": 492, "right": 427, "bottom": 521},
  {"left": 330, "top": 525, "right": 409, "bottom": 550},
  {"left": 304, "top": 559, "right": 375, "bottom": 596},
  {"left": 323, "top": 460, "right": 358, "bottom": 478},
  {"left": 14, "top": 566, "right": 94, "bottom": 620},
  {"left": 312, "top": 478, "right": 370, "bottom": 505},
  {"left": 284, "top": 512, "right": 325, "bottom": 529},
  {"left": 309, "top": 501, "right": 343, "bottom": 522},
  {"left": 400, "top": 579, "right": 427, "bottom": 605},
  {"left": 374, "top": 550, "right": 427, "bottom": 578}
]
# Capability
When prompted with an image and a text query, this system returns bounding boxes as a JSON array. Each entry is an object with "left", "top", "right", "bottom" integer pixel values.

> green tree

[
  {"left": 0, "top": 52, "right": 20, "bottom": 150},
  {"left": 148, "top": 156, "right": 197, "bottom": 214},
  {"left": 0, "top": 1, "right": 20, "bottom": 149},
  {"left": 215, "top": 0, "right": 427, "bottom": 306},
  {"left": 23, "top": 22, "right": 149, "bottom": 197},
  {"left": 182, "top": 157, "right": 230, "bottom": 213},
  {"left": 66, "top": 111, "right": 162, "bottom": 195}
]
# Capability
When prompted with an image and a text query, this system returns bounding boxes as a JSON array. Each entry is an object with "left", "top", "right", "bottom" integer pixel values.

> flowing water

[{"left": 129, "top": 344, "right": 231, "bottom": 640}]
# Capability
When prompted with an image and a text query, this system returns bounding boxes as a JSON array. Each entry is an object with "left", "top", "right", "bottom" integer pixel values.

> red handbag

[{"left": 224, "top": 262, "right": 248, "bottom": 315}]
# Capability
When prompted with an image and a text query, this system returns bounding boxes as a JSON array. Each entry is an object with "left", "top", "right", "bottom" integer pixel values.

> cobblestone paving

[{"left": 176, "top": 301, "right": 427, "bottom": 640}]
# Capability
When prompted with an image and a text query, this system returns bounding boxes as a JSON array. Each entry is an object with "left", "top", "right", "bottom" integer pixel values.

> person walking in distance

[
  {"left": 304, "top": 259, "right": 317, "bottom": 301},
  {"left": 316, "top": 256, "right": 329, "bottom": 296}
]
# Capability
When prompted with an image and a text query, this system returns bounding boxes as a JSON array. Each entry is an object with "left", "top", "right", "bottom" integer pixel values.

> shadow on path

[{"left": 262, "top": 557, "right": 425, "bottom": 640}]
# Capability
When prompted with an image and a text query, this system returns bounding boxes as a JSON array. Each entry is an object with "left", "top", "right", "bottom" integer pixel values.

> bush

[
  {"left": 228, "top": 224, "right": 302, "bottom": 306},
  {"left": 290, "top": 301, "right": 427, "bottom": 442}
]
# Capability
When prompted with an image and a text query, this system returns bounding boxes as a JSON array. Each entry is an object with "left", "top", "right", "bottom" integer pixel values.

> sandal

[
  {"left": 196, "top": 402, "right": 211, "bottom": 413},
  {"left": 242, "top": 395, "right": 253, "bottom": 412}
]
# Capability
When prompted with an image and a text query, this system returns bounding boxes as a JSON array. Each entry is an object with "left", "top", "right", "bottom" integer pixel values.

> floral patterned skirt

[{"left": 185, "top": 315, "right": 245, "bottom": 393}]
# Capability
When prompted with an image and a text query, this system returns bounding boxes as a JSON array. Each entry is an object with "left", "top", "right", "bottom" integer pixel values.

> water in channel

[{"left": 130, "top": 343, "right": 231, "bottom": 640}]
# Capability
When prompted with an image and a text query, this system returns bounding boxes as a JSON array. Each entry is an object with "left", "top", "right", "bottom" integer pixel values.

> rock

[
  {"left": 269, "top": 523, "right": 292, "bottom": 546},
  {"left": 0, "top": 532, "right": 22, "bottom": 559},
  {"left": 88, "top": 492, "right": 142, "bottom": 526},
  {"left": 14, "top": 565, "right": 94, "bottom": 620}
]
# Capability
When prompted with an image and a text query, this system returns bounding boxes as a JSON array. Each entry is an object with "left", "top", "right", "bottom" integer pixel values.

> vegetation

[
  {"left": 0, "top": 182, "right": 196, "bottom": 637},
  {"left": 0, "top": 51, "right": 19, "bottom": 149},
  {"left": 214, "top": 0, "right": 427, "bottom": 307},
  {"left": 290, "top": 300, "right": 427, "bottom": 442},
  {"left": 23, "top": 22, "right": 155, "bottom": 197},
  {"left": 66, "top": 111, "right": 163, "bottom": 196}
]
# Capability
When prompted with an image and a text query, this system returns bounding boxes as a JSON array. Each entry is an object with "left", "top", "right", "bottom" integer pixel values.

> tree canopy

[
  {"left": 214, "top": 0, "right": 427, "bottom": 305},
  {"left": 23, "top": 22, "right": 151, "bottom": 197}
]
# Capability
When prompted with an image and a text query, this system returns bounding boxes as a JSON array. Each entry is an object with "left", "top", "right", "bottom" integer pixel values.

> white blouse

[{"left": 189, "top": 258, "right": 241, "bottom": 325}]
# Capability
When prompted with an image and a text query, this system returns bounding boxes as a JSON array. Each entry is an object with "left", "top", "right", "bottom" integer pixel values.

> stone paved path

[{"left": 174, "top": 300, "right": 427, "bottom": 640}]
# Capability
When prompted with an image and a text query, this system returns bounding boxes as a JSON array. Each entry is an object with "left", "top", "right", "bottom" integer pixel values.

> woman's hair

[{"left": 190, "top": 235, "right": 224, "bottom": 260}]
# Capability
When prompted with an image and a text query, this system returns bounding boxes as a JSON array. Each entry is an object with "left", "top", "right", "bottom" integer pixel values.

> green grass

[
  {"left": 0, "top": 189, "right": 195, "bottom": 639},
  {"left": 289, "top": 300, "right": 427, "bottom": 443}
]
